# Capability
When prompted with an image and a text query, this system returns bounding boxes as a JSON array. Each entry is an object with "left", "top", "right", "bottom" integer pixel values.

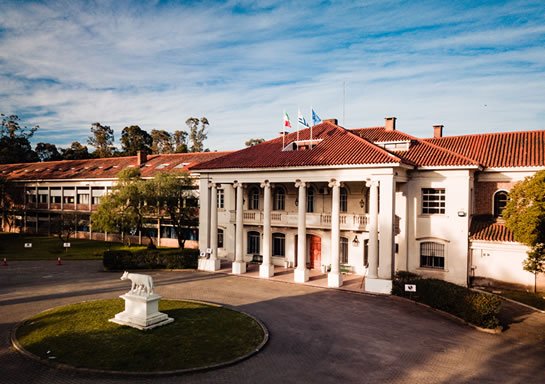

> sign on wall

[
  {"left": 404, "top": 284, "right": 416, "bottom": 292},
  {"left": 24, "top": 243, "right": 32, "bottom": 248}
]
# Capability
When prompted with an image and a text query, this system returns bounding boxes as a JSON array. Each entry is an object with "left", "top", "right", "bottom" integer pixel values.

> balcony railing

[{"left": 238, "top": 210, "right": 370, "bottom": 231}]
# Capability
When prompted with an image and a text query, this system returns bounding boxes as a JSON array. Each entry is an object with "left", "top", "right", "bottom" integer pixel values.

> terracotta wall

[{"left": 474, "top": 181, "right": 516, "bottom": 215}]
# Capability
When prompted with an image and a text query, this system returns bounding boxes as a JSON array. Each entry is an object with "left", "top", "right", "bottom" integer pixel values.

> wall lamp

[
  {"left": 352, "top": 235, "right": 360, "bottom": 246},
  {"left": 359, "top": 199, "right": 365, "bottom": 208}
]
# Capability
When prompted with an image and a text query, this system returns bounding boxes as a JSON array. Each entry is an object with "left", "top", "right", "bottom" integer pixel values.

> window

[
  {"left": 493, "top": 190, "right": 508, "bottom": 218},
  {"left": 307, "top": 187, "right": 315, "bottom": 213},
  {"left": 273, "top": 187, "right": 285, "bottom": 211},
  {"left": 63, "top": 196, "right": 75, "bottom": 204},
  {"left": 217, "top": 189, "right": 224, "bottom": 209},
  {"left": 92, "top": 196, "right": 102, "bottom": 205},
  {"left": 272, "top": 233, "right": 285, "bottom": 256},
  {"left": 50, "top": 195, "right": 61, "bottom": 204},
  {"left": 340, "top": 237, "right": 349, "bottom": 264},
  {"left": 77, "top": 194, "right": 89, "bottom": 205},
  {"left": 38, "top": 194, "right": 48, "bottom": 204},
  {"left": 420, "top": 241, "right": 445, "bottom": 269},
  {"left": 217, "top": 228, "right": 224, "bottom": 248},
  {"left": 247, "top": 231, "right": 260, "bottom": 254},
  {"left": 422, "top": 188, "right": 445, "bottom": 214},
  {"left": 340, "top": 187, "right": 348, "bottom": 213},
  {"left": 249, "top": 188, "right": 259, "bottom": 210}
]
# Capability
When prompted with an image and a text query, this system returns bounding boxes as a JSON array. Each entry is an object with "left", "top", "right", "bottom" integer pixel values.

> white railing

[{"left": 240, "top": 211, "right": 370, "bottom": 231}]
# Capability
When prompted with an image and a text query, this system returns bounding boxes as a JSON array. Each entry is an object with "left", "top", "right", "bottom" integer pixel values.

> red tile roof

[
  {"left": 0, "top": 152, "right": 231, "bottom": 181},
  {"left": 425, "top": 130, "right": 545, "bottom": 168},
  {"left": 470, "top": 216, "right": 515, "bottom": 242},
  {"left": 354, "top": 127, "right": 480, "bottom": 168},
  {"left": 195, "top": 122, "right": 403, "bottom": 170}
]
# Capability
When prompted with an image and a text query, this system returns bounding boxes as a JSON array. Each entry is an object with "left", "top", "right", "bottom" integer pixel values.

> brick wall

[{"left": 474, "top": 181, "right": 516, "bottom": 215}]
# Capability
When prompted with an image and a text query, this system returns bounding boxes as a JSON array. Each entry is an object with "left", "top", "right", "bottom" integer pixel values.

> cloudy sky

[{"left": 1, "top": 0, "right": 544, "bottom": 151}]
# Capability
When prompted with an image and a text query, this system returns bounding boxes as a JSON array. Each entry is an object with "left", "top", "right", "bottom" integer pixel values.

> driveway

[{"left": 1, "top": 261, "right": 544, "bottom": 383}]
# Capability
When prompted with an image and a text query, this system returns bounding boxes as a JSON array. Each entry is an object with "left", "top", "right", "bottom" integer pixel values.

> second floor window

[
  {"left": 307, "top": 187, "right": 315, "bottom": 213},
  {"left": 217, "top": 189, "right": 224, "bottom": 209},
  {"left": 273, "top": 187, "right": 285, "bottom": 211},
  {"left": 340, "top": 187, "right": 348, "bottom": 212},
  {"left": 422, "top": 188, "right": 445, "bottom": 214},
  {"left": 249, "top": 188, "right": 259, "bottom": 210},
  {"left": 493, "top": 190, "right": 508, "bottom": 218}
]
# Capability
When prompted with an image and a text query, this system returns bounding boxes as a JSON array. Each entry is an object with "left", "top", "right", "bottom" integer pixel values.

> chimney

[
  {"left": 433, "top": 125, "right": 444, "bottom": 138},
  {"left": 385, "top": 117, "right": 396, "bottom": 131},
  {"left": 137, "top": 150, "right": 147, "bottom": 166},
  {"left": 324, "top": 118, "right": 338, "bottom": 125}
]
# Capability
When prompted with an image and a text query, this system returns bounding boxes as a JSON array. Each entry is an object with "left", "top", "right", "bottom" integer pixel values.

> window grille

[
  {"left": 420, "top": 241, "right": 445, "bottom": 269},
  {"left": 422, "top": 188, "right": 445, "bottom": 214}
]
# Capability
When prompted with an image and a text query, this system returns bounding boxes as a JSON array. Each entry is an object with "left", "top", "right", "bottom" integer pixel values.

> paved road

[{"left": 1, "top": 261, "right": 544, "bottom": 383}]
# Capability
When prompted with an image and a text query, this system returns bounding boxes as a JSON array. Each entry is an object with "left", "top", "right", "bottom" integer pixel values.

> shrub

[
  {"left": 393, "top": 272, "right": 501, "bottom": 329},
  {"left": 103, "top": 248, "right": 199, "bottom": 271}
]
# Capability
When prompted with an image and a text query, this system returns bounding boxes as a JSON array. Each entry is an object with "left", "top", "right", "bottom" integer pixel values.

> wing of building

[
  {"left": 0, "top": 151, "right": 231, "bottom": 248},
  {"left": 193, "top": 118, "right": 545, "bottom": 293}
]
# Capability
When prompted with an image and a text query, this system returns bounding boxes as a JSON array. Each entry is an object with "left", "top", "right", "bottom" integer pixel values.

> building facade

[
  {"left": 0, "top": 151, "right": 229, "bottom": 248},
  {"left": 194, "top": 118, "right": 545, "bottom": 293}
]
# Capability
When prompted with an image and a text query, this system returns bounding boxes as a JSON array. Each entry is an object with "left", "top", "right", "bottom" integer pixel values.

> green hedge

[
  {"left": 392, "top": 271, "right": 502, "bottom": 329},
  {"left": 103, "top": 248, "right": 199, "bottom": 271}
]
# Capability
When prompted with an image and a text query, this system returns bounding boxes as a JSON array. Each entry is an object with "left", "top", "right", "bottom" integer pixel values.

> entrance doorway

[{"left": 308, "top": 235, "right": 321, "bottom": 269}]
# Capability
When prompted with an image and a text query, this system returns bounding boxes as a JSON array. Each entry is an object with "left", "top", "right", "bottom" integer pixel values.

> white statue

[{"left": 120, "top": 271, "right": 154, "bottom": 296}]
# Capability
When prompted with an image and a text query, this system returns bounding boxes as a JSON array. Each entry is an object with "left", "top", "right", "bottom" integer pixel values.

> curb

[
  {"left": 11, "top": 299, "right": 269, "bottom": 377},
  {"left": 472, "top": 287, "right": 545, "bottom": 314}
]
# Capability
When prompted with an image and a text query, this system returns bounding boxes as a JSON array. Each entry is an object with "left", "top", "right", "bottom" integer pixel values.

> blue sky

[{"left": 1, "top": 0, "right": 544, "bottom": 151}]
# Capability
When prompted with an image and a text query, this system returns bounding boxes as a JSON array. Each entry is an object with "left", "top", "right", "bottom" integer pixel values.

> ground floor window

[
  {"left": 218, "top": 228, "right": 224, "bottom": 248},
  {"left": 420, "top": 241, "right": 445, "bottom": 269},
  {"left": 272, "top": 233, "right": 285, "bottom": 256},
  {"left": 247, "top": 231, "right": 260, "bottom": 254},
  {"left": 340, "top": 237, "right": 348, "bottom": 264}
]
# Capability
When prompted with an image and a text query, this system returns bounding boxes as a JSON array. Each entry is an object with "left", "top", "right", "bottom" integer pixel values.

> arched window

[
  {"left": 420, "top": 241, "right": 445, "bottom": 269},
  {"left": 272, "top": 233, "right": 285, "bottom": 256},
  {"left": 273, "top": 187, "right": 285, "bottom": 211},
  {"left": 217, "top": 228, "right": 224, "bottom": 248},
  {"left": 247, "top": 231, "right": 260, "bottom": 254},
  {"left": 340, "top": 237, "right": 349, "bottom": 264},
  {"left": 249, "top": 187, "right": 259, "bottom": 210},
  {"left": 493, "top": 190, "right": 509, "bottom": 218},
  {"left": 340, "top": 187, "right": 348, "bottom": 213},
  {"left": 307, "top": 187, "right": 315, "bottom": 213}
]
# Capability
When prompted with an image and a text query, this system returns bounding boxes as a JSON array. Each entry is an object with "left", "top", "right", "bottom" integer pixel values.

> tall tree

[
  {"left": 35, "top": 142, "right": 62, "bottom": 162},
  {"left": 504, "top": 169, "right": 545, "bottom": 292},
  {"left": 186, "top": 117, "right": 209, "bottom": 152},
  {"left": 173, "top": 130, "right": 188, "bottom": 153},
  {"left": 91, "top": 168, "right": 147, "bottom": 246},
  {"left": 87, "top": 122, "right": 114, "bottom": 158},
  {"left": 245, "top": 138, "right": 265, "bottom": 147},
  {"left": 0, "top": 114, "right": 39, "bottom": 164},
  {"left": 61, "top": 141, "right": 92, "bottom": 160},
  {"left": 120, "top": 125, "right": 152, "bottom": 156},
  {"left": 151, "top": 129, "right": 174, "bottom": 154},
  {"left": 144, "top": 171, "right": 198, "bottom": 249}
]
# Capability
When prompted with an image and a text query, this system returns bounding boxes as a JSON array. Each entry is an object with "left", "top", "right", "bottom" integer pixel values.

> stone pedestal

[
  {"left": 198, "top": 258, "right": 221, "bottom": 271},
  {"left": 109, "top": 293, "right": 174, "bottom": 330},
  {"left": 259, "top": 264, "right": 274, "bottom": 278},
  {"left": 294, "top": 268, "right": 309, "bottom": 283},
  {"left": 365, "top": 278, "right": 393, "bottom": 294},
  {"left": 327, "top": 272, "right": 343, "bottom": 288},
  {"left": 232, "top": 260, "right": 247, "bottom": 274}
]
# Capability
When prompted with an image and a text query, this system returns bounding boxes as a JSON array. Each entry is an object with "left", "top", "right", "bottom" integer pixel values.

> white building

[{"left": 194, "top": 118, "right": 545, "bottom": 293}]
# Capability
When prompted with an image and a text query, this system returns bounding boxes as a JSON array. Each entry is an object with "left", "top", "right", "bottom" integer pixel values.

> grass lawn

[
  {"left": 0, "top": 233, "right": 149, "bottom": 261},
  {"left": 15, "top": 299, "right": 266, "bottom": 372},
  {"left": 498, "top": 289, "right": 545, "bottom": 311}
]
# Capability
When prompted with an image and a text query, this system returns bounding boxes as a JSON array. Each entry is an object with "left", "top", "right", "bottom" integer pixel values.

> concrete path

[{"left": 1, "top": 261, "right": 544, "bottom": 383}]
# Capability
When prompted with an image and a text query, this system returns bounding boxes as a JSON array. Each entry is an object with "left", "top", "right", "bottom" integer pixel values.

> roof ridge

[
  {"left": 425, "top": 128, "right": 545, "bottom": 141},
  {"left": 340, "top": 126, "right": 404, "bottom": 163}
]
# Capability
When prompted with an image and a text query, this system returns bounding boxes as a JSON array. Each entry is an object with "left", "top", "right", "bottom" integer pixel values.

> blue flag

[
  {"left": 298, "top": 109, "right": 309, "bottom": 128},
  {"left": 312, "top": 109, "right": 322, "bottom": 126}
]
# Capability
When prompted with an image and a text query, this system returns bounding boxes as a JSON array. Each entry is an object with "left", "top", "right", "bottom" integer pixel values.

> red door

[{"left": 309, "top": 235, "right": 321, "bottom": 269}]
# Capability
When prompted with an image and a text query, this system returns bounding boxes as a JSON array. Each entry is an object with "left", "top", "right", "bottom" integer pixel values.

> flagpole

[
  {"left": 282, "top": 111, "right": 285, "bottom": 149},
  {"left": 296, "top": 107, "right": 300, "bottom": 142},
  {"left": 310, "top": 106, "right": 313, "bottom": 149}
]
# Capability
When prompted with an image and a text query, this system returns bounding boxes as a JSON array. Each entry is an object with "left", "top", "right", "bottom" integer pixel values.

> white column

[
  {"left": 199, "top": 181, "right": 221, "bottom": 271},
  {"left": 232, "top": 181, "right": 246, "bottom": 274},
  {"left": 47, "top": 187, "right": 51, "bottom": 210},
  {"left": 328, "top": 179, "right": 343, "bottom": 287},
  {"left": 294, "top": 180, "right": 309, "bottom": 282},
  {"left": 378, "top": 176, "right": 395, "bottom": 280},
  {"left": 367, "top": 180, "right": 379, "bottom": 279},
  {"left": 260, "top": 180, "right": 274, "bottom": 278}
]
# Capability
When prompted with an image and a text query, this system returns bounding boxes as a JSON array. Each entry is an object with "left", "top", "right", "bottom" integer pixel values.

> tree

[
  {"left": 50, "top": 213, "right": 81, "bottom": 246},
  {"left": 144, "top": 171, "right": 197, "bottom": 249},
  {"left": 186, "top": 117, "right": 209, "bottom": 152},
  {"left": 0, "top": 114, "right": 39, "bottom": 164},
  {"left": 87, "top": 122, "right": 114, "bottom": 158},
  {"left": 504, "top": 169, "right": 545, "bottom": 292},
  {"left": 245, "top": 138, "right": 265, "bottom": 147},
  {"left": 35, "top": 142, "right": 62, "bottom": 162},
  {"left": 91, "top": 168, "right": 147, "bottom": 246},
  {"left": 0, "top": 176, "right": 20, "bottom": 232},
  {"left": 173, "top": 130, "right": 188, "bottom": 153},
  {"left": 151, "top": 129, "right": 174, "bottom": 154},
  {"left": 120, "top": 125, "right": 152, "bottom": 156},
  {"left": 61, "top": 141, "right": 92, "bottom": 160}
]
